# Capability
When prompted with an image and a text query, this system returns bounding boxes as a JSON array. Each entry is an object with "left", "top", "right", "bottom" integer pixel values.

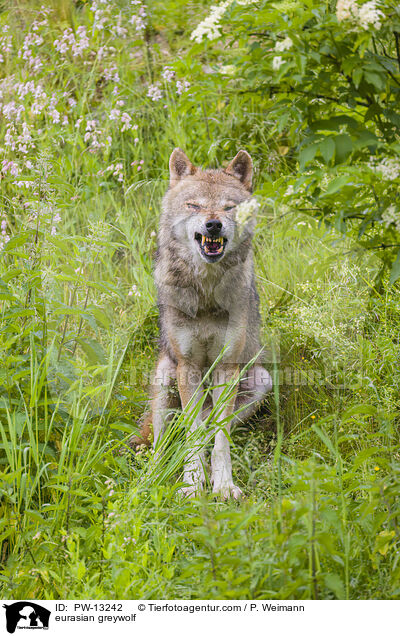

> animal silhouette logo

[{"left": 3, "top": 602, "right": 50, "bottom": 633}]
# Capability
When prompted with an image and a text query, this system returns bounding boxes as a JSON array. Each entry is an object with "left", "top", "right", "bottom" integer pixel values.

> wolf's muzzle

[
  {"left": 194, "top": 232, "right": 227, "bottom": 261},
  {"left": 205, "top": 219, "right": 223, "bottom": 236}
]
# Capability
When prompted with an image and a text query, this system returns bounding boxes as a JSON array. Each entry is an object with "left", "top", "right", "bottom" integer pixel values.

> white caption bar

[{"left": 1, "top": 599, "right": 398, "bottom": 635}]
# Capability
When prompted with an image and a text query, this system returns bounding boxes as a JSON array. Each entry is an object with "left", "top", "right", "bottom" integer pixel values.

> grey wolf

[{"left": 134, "top": 148, "right": 272, "bottom": 498}]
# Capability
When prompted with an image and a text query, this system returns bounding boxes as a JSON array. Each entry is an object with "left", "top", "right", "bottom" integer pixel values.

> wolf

[{"left": 134, "top": 148, "right": 272, "bottom": 498}]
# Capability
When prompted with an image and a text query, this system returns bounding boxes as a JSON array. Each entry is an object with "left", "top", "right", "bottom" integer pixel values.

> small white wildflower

[
  {"left": 128, "top": 283, "right": 141, "bottom": 297},
  {"left": 236, "top": 198, "right": 260, "bottom": 227},
  {"left": 336, "top": 0, "right": 358, "bottom": 21},
  {"left": 382, "top": 205, "right": 400, "bottom": 232},
  {"left": 162, "top": 66, "right": 175, "bottom": 82},
  {"left": 147, "top": 84, "right": 163, "bottom": 101},
  {"left": 109, "top": 108, "right": 120, "bottom": 120},
  {"left": 191, "top": 0, "right": 231, "bottom": 43},
  {"left": 275, "top": 36, "right": 293, "bottom": 52},
  {"left": 358, "top": 1, "right": 384, "bottom": 29},
  {"left": 176, "top": 79, "right": 190, "bottom": 95},
  {"left": 219, "top": 64, "right": 236, "bottom": 75},
  {"left": 272, "top": 56, "right": 285, "bottom": 71},
  {"left": 120, "top": 112, "right": 131, "bottom": 131},
  {"left": 336, "top": 0, "right": 384, "bottom": 30},
  {"left": 370, "top": 157, "right": 400, "bottom": 180}
]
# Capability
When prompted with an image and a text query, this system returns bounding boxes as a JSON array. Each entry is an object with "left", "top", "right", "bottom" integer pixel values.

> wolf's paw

[
  {"left": 178, "top": 483, "right": 203, "bottom": 499},
  {"left": 212, "top": 481, "right": 243, "bottom": 500}
]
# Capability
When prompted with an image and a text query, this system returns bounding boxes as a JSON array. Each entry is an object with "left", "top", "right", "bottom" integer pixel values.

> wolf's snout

[{"left": 205, "top": 219, "right": 222, "bottom": 236}]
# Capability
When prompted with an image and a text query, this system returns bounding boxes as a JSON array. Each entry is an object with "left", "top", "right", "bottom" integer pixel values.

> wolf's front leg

[
  {"left": 211, "top": 364, "right": 242, "bottom": 499},
  {"left": 177, "top": 360, "right": 206, "bottom": 497},
  {"left": 151, "top": 353, "right": 177, "bottom": 448}
]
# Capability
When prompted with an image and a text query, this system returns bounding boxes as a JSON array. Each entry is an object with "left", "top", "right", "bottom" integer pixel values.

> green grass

[{"left": 0, "top": 0, "right": 399, "bottom": 600}]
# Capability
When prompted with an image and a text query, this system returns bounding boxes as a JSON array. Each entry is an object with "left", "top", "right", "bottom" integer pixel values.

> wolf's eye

[
  {"left": 186, "top": 202, "right": 201, "bottom": 210},
  {"left": 224, "top": 205, "right": 235, "bottom": 211}
]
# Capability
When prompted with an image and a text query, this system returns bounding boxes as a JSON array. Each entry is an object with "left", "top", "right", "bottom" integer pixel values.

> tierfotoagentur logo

[{"left": 3, "top": 602, "right": 51, "bottom": 633}]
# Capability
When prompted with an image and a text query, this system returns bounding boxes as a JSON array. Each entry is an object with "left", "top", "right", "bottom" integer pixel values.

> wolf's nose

[{"left": 205, "top": 219, "right": 222, "bottom": 235}]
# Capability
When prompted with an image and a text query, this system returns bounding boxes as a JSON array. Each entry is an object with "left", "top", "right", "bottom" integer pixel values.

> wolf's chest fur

[{"left": 157, "top": 256, "right": 239, "bottom": 365}]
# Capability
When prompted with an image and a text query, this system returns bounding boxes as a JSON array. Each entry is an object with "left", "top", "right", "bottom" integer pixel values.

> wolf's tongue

[
  {"left": 207, "top": 241, "right": 219, "bottom": 252},
  {"left": 204, "top": 240, "right": 223, "bottom": 255}
]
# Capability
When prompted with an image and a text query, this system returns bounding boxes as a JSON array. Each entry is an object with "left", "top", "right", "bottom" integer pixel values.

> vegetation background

[{"left": 0, "top": 0, "right": 399, "bottom": 599}]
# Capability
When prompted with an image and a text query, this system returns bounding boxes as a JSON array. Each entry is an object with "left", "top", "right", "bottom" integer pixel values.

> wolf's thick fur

[{"left": 134, "top": 149, "right": 272, "bottom": 498}]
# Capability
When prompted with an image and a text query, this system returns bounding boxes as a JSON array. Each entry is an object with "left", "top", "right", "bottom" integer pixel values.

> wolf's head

[{"left": 161, "top": 148, "right": 254, "bottom": 264}]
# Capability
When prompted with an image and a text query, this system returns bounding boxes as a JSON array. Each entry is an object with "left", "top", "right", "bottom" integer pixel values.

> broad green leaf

[
  {"left": 318, "top": 137, "right": 335, "bottom": 164},
  {"left": 334, "top": 134, "right": 353, "bottom": 164}
]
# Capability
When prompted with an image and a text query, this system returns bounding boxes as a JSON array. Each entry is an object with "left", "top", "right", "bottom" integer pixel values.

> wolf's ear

[
  {"left": 225, "top": 150, "right": 253, "bottom": 191},
  {"left": 169, "top": 148, "right": 196, "bottom": 186}
]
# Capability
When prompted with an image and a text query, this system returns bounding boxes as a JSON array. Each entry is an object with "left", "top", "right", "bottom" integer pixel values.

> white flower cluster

[
  {"left": 358, "top": 1, "right": 384, "bottom": 29},
  {"left": 0, "top": 78, "right": 72, "bottom": 134},
  {"left": 103, "top": 65, "right": 120, "bottom": 83},
  {"left": 153, "top": 70, "right": 190, "bottom": 98},
  {"left": 218, "top": 64, "right": 236, "bottom": 76},
  {"left": 3, "top": 122, "right": 35, "bottom": 155},
  {"left": 0, "top": 212, "right": 10, "bottom": 251},
  {"left": 382, "top": 205, "right": 400, "bottom": 232},
  {"left": 176, "top": 79, "right": 190, "bottom": 95},
  {"left": 2, "top": 100, "right": 25, "bottom": 122},
  {"left": 336, "top": 0, "right": 357, "bottom": 20},
  {"left": 370, "top": 157, "right": 400, "bottom": 180},
  {"left": 191, "top": 0, "right": 231, "bottom": 43},
  {"left": 1, "top": 159, "right": 19, "bottom": 177},
  {"left": 8, "top": 81, "right": 46, "bottom": 118},
  {"left": 275, "top": 36, "right": 293, "bottom": 52},
  {"left": 162, "top": 66, "right": 175, "bottom": 82},
  {"left": 91, "top": 0, "right": 111, "bottom": 31},
  {"left": 128, "top": 283, "right": 141, "bottom": 297},
  {"left": 272, "top": 56, "right": 285, "bottom": 71},
  {"left": 236, "top": 198, "right": 260, "bottom": 226},
  {"left": 18, "top": 31, "right": 44, "bottom": 73},
  {"left": 147, "top": 83, "right": 163, "bottom": 101},
  {"left": 106, "top": 162, "right": 124, "bottom": 183},
  {"left": 109, "top": 103, "right": 137, "bottom": 133},
  {"left": 112, "top": 17, "right": 127, "bottom": 39},
  {"left": 129, "top": 0, "right": 147, "bottom": 34},
  {"left": 75, "top": 118, "right": 112, "bottom": 153},
  {"left": 90, "top": 0, "right": 146, "bottom": 38},
  {"left": 50, "top": 211, "right": 62, "bottom": 236},
  {"left": 191, "top": 0, "right": 259, "bottom": 42},
  {"left": 0, "top": 26, "right": 12, "bottom": 64},
  {"left": 54, "top": 26, "right": 90, "bottom": 57},
  {"left": 336, "top": 0, "right": 384, "bottom": 30}
]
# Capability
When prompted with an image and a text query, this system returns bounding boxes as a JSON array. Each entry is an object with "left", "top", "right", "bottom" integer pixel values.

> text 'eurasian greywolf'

[{"left": 135, "top": 148, "right": 272, "bottom": 498}]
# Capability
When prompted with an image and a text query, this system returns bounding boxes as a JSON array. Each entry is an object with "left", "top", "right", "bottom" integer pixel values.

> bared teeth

[
  {"left": 199, "top": 234, "right": 225, "bottom": 256},
  {"left": 201, "top": 235, "right": 224, "bottom": 243}
]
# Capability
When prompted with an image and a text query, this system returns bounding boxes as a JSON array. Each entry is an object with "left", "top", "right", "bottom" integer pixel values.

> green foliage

[{"left": 180, "top": 0, "right": 400, "bottom": 282}]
